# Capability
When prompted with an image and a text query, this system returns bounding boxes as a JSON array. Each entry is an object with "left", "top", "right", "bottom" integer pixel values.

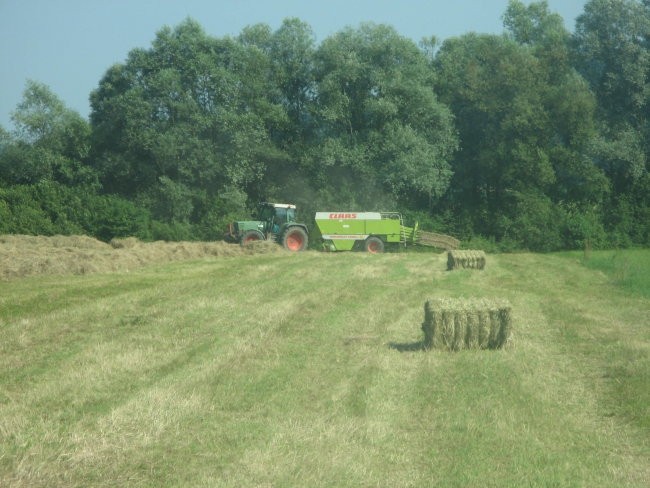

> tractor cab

[{"left": 257, "top": 203, "right": 296, "bottom": 233}]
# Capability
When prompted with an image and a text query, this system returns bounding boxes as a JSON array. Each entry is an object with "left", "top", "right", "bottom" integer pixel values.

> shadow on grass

[{"left": 388, "top": 340, "right": 427, "bottom": 352}]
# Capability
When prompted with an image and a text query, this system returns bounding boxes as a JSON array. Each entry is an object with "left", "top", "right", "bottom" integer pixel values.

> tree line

[{"left": 1, "top": 0, "right": 649, "bottom": 251}]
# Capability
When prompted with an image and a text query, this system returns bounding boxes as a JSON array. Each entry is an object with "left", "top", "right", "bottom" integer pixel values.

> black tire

[
  {"left": 364, "top": 236, "right": 385, "bottom": 253},
  {"left": 240, "top": 230, "right": 264, "bottom": 246},
  {"left": 282, "top": 227, "right": 308, "bottom": 251}
]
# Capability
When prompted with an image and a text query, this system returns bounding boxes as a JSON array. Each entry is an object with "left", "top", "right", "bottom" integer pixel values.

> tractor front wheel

[
  {"left": 282, "top": 227, "right": 308, "bottom": 252},
  {"left": 240, "top": 230, "right": 264, "bottom": 246},
  {"left": 364, "top": 236, "right": 385, "bottom": 254}
]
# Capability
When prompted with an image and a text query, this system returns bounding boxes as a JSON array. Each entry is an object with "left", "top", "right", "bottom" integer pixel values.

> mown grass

[
  {"left": 577, "top": 248, "right": 650, "bottom": 298},
  {"left": 0, "top": 249, "right": 649, "bottom": 487}
]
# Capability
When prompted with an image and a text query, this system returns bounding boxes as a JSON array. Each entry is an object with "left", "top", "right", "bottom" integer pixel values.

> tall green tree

[
  {"left": 503, "top": 0, "right": 570, "bottom": 76},
  {"left": 0, "top": 82, "right": 154, "bottom": 240},
  {"left": 572, "top": 0, "right": 649, "bottom": 191},
  {"left": 268, "top": 18, "right": 317, "bottom": 141},
  {"left": 309, "top": 23, "right": 457, "bottom": 210},
  {"left": 0, "top": 81, "right": 94, "bottom": 187},
  {"left": 572, "top": 0, "right": 650, "bottom": 244},
  {"left": 504, "top": 1, "right": 610, "bottom": 246},
  {"left": 435, "top": 23, "right": 607, "bottom": 249},
  {"left": 573, "top": 0, "right": 650, "bottom": 128},
  {"left": 90, "top": 19, "right": 285, "bottom": 225},
  {"left": 239, "top": 18, "right": 316, "bottom": 140},
  {"left": 236, "top": 19, "right": 317, "bottom": 205}
]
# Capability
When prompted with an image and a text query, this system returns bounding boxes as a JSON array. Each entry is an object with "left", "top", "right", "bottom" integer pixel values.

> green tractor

[{"left": 226, "top": 202, "right": 309, "bottom": 252}]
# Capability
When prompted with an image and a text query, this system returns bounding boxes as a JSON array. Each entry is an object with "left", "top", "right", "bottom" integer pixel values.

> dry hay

[
  {"left": 417, "top": 231, "right": 460, "bottom": 250},
  {"left": 0, "top": 234, "right": 111, "bottom": 250},
  {"left": 0, "top": 235, "right": 285, "bottom": 280},
  {"left": 447, "top": 250, "right": 486, "bottom": 270},
  {"left": 421, "top": 298, "right": 512, "bottom": 351}
]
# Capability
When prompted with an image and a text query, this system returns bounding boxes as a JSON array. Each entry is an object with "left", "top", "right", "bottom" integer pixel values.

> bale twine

[
  {"left": 441, "top": 309, "right": 454, "bottom": 350},
  {"left": 447, "top": 250, "right": 486, "bottom": 270},
  {"left": 478, "top": 310, "right": 491, "bottom": 349},
  {"left": 466, "top": 310, "right": 480, "bottom": 349},
  {"left": 421, "top": 298, "right": 512, "bottom": 351}
]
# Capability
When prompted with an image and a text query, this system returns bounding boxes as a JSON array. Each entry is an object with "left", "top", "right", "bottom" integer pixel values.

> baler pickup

[{"left": 415, "top": 230, "right": 460, "bottom": 250}]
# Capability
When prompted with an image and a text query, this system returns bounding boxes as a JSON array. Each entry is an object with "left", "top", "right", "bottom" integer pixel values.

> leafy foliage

[
  {"left": 310, "top": 24, "right": 457, "bottom": 209},
  {"left": 0, "top": 182, "right": 151, "bottom": 240},
  {"left": 1, "top": 3, "right": 649, "bottom": 250}
]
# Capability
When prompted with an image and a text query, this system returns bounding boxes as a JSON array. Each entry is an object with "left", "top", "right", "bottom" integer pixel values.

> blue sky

[{"left": 1, "top": 0, "right": 588, "bottom": 130}]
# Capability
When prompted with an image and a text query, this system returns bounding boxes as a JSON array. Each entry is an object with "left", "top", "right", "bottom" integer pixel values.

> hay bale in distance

[
  {"left": 447, "top": 250, "right": 486, "bottom": 270},
  {"left": 421, "top": 298, "right": 512, "bottom": 351}
]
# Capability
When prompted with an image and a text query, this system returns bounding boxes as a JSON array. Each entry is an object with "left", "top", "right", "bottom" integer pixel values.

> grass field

[{"left": 1, "top": 243, "right": 649, "bottom": 487}]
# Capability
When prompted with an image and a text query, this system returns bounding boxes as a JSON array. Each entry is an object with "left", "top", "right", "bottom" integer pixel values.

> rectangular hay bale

[
  {"left": 447, "top": 250, "right": 486, "bottom": 270},
  {"left": 421, "top": 298, "right": 512, "bottom": 351}
]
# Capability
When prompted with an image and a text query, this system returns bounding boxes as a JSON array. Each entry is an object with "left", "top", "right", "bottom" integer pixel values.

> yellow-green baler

[{"left": 314, "top": 211, "right": 459, "bottom": 252}]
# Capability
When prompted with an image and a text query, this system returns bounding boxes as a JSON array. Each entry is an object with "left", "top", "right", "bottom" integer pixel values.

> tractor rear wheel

[
  {"left": 282, "top": 227, "right": 308, "bottom": 251},
  {"left": 240, "top": 230, "right": 264, "bottom": 246},
  {"left": 364, "top": 236, "right": 385, "bottom": 254}
]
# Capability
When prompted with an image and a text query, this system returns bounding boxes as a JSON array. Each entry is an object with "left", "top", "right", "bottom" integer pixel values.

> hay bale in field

[
  {"left": 421, "top": 298, "right": 512, "bottom": 351},
  {"left": 447, "top": 250, "right": 486, "bottom": 270}
]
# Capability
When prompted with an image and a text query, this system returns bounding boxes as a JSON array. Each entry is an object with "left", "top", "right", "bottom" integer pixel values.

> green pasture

[{"left": 1, "top": 250, "right": 648, "bottom": 486}]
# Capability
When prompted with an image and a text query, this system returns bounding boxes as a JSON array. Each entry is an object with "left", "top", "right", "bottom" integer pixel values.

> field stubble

[{"left": 0, "top": 238, "right": 648, "bottom": 486}]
